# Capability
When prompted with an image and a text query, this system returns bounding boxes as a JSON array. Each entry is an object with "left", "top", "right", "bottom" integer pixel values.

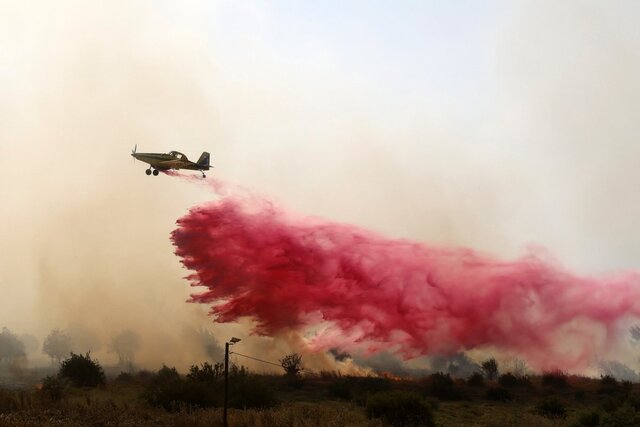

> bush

[
  {"left": 467, "top": 372, "right": 484, "bottom": 387},
  {"left": 599, "top": 375, "right": 619, "bottom": 395},
  {"left": 0, "top": 389, "right": 18, "bottom": 412},
  {"left": 328, "top": 379, "right": 352, "bottom": 400},
  {"left": 541, "top": 370, "right": 568, "bottom": 388},
  {"left": 59, "top": 352, "right": 105, "bottom": 388},
  {"left": 485, "top": 387, "right": 511, "bottom": 402},
  {"left": 229, "top": 374, "right": 277, "bottom": 409},
  {"left": 481, "top": 358, "right": 498, "bottom": 381},
  {"left": 536, "top": 398, "right": 567, "bottom": 419},
  {"left": 366, "top": 391, "right": 435, "bottom": 427},
  {"left": 186, "top": 362, "right": 223, "bottom": 382},
  {"left": 424, "top": 372, "right": 461, "bottom": 400},
  {"left": 114, "top": 372, "right": 134, "bottom": 383},
  {"left": 143, "top": 364, "right": 277, "bottom": 412},
  {"left": 143, "top": 365, "right": 185, "bottom": 411},
  {"left": 497, "top": 372, "right": 530, "bottom": 388},
  {"left": 350, "top": 377, "right": 392, "bottom": 405},
  {"left": 577, "top": 410, "right": 600, "bottom": 427},
  {"left": 600, "top": 404, "right": 640, "bottom": 427},
  {"left": 39, "top": 375, "right": 68, "bottom": 402}
]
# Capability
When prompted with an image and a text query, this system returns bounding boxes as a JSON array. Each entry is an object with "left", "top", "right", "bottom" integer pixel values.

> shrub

[
  {"left": 143, "top": 364, "right": 276, "bottom": 412},
  {"left": 350, "top": 377, "right": 392, "bottom": 405},
  {"left": 577, "top": 410, "right": 600, "bottom": 427},
  {"left": 186, "top": 362, "right": 223, "bottom": 382},
  {"left": 229, "top": 374, "right": 277, "bottom": 409},
  {"left": 328, "top": 379, "right": 352, "bottom": 400},
  {"left": 424, "top": 372, "right": 461, "bottom": 400},
  {"left": 467, "top": 372, "right": 484, "bottom": 387},
  {"left": 114, "top": 372, "right": 134, "bottom": 383},
  {"left": 0, "top": 389, "right": 18, "bottom": 412},
  {"left": 498, "top": 372, "right": 530, "bottom": 388},
  {"left": 39, "top": 375, "right": 68, "bottom": 402},
  {"left": 541, "top": 370, "right": 568, "bottom": 388},
  {"left": 485, "top": 387, "right": 511, "bottom": 402},
  {"left": 59, "top": 352, "right": 105, "bottom": 387},
  {"left": 536, "top": 398, "right": 567, "bottom": 419},
  {"left": 599, "top": 375, "right": 619, "bottom": 395},
  {"left": 143, "top": 365, "right": 185, "bottom": 411},
  {"left": 600, "top": 404, "right": 640, "bottom": 427},
  {"left": 366, "top": 391, "right": 435, "bottom": 427},
  {"left": 481, "top": 358, "right": 498, "bottom": 380}
]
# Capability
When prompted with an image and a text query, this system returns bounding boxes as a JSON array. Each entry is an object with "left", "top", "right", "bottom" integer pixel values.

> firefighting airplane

[{"left": 131, "top": 145, "right": 211, "bottom": 177}]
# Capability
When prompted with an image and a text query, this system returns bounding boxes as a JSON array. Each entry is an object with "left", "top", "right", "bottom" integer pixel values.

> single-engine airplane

[{"left": 131, "top": 145, "right": 211, "bottom": 177}]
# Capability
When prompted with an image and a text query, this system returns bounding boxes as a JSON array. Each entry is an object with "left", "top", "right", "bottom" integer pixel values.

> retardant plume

[{"left": 171, "top": 182, "right": 640, "bottom": 371}]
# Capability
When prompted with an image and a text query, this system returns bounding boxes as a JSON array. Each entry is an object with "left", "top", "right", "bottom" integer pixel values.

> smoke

[
  {"left": 1, "top": 1, "right": 640, "bottom": 375},
  {"left": 171, "top": 184, "right": 640, "bottom": 372}
]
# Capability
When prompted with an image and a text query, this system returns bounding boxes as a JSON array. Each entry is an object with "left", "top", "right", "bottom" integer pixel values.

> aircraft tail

[{"left": 197, "top": 152, "right": 210, "bottom": 167}]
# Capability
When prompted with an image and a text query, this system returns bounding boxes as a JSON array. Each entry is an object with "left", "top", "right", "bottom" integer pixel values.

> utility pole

[{"left": 223, "top": 337, "right": 241, "bottom": 427}]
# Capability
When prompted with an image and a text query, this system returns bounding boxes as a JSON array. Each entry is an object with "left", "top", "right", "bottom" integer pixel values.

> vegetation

[
  {"left": 5, "top": 352, "right": 640, "bottom": 425},
  {"left": 366, "top": 390, "right": 435, "bottom": 427},
  {"left": 59, "top": 352, "right": 106, "bottom": 387},
  {"left": 42, "top": 329, "right": 73, "bottom": 364},
  {"left": 481, "top": 358, "right": 498, "bottom": 381}
]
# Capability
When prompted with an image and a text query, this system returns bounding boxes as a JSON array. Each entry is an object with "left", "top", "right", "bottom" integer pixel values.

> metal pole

[{"left": 224, "top": 341, "right": 229, "bottom": 427}]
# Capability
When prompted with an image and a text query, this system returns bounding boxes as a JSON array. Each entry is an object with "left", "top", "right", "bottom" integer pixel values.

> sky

[{"left": 1, "top": 0, "right": 640, "bottom": 370}]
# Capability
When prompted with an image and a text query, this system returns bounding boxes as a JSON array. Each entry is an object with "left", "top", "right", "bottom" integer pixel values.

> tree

[
  {"left": 279, "top": 353, "right": 303, "bottom": 376},
  {"left": 110, "top": 329, "right": 141, "bottom": 367},
  {"left": 481, "top": 358, "right": 498, "bottom": 381},
  {"left": 42, "top": 329, "right": 73, "bottom": 364},
  {"left": 0, "top": 327, "right": 26, "bottom": 364},
  {"left": 198, "top": 328, "right": 223, "bottom": 361},
  {"left": 59, "top": 352, "right": 105, "bottom": 387}
]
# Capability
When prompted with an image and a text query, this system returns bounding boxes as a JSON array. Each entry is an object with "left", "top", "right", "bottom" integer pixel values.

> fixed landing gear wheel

[
  {"left": 145, "top": 169, "right": 152, "bottom": 175},
  {"left": 153, "top": 169, "right": 159, "bottom": 176}
]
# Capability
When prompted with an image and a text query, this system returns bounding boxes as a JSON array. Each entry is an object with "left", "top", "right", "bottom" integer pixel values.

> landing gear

[
  {"left": 152, "top": 169, "right": 159, "bottom": 176},
  {"left": 145, "top": 169, "right": 152, "bottom": 176},
  {"left": 201, "top": 171, "right": 206, "bottom": 178}
]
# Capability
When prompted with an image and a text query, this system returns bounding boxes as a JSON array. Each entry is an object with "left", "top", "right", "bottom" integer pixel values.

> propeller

[{"left": 131, "top": 144, "right": 137, "bottom": 163}]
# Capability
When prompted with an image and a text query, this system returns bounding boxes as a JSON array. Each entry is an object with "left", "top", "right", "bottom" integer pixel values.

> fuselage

[{"left": 131, "top": 151, "right": 209, "bottom": 171}]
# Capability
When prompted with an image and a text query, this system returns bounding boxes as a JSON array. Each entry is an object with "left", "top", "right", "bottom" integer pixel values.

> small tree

[
  {"left": 42, "top": 329, "right": 73, "bottom": 364},
  {"left": 0, "top": 327, "right": 25, "bottom": 364},
  {"left": 279, "top": 353, "right": 303, "bottom": 376},
  {"left": 110, "top": 330, "right": 140, "bottom": 367},
  {"left": 481, "top": 358, "right": 498, "bottom": 381},
  {"left": 59, "top": 352, "right": 105, "bottom": 387}
]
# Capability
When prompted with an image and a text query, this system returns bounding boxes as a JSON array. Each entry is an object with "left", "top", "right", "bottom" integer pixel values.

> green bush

[
  {"left": 328, "top": 378, "right": 352, "bottom": 400},
  {"left": 366, "top": 391, "right": 435, "bottom": 427},
  {"left": 598, "top": 375, "right": 619, "bottom": 395},
  {"left": 467, "top": 372, "right": 484, "bottom": 387},
  {"left": 143, "top": 363, "right": 276, "bottom": 411},
  {"left": 38, "top": 375, "right": 69, "bottom": 402},
  {"left": 541, "top": 370, "right": 568, "bottom": 388},
  {"left": 497, "top": 372, "right": 530, "bottom": 388},
  {"left": 143, "top": 365, "right": 185, "bottom": 411},
  {"left": 576, "top": 410, "right": 600, "bottom": 427},
  {"left": 424, "top": 372, "right": 461, "bottom": 400},
  {"left": 600, "top": 404, "right": 640, "bottom": 427},
  {"left": 485, "top": 387, "right": 511, "bottom": 402},
  {"left": 59, "top": 352, "right": 105, "bottom": 388},
  {"left": 536, "top": 398, "right": 567, "bottom": 419}
]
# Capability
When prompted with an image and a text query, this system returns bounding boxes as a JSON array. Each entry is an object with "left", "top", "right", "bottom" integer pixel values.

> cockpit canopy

[{"left": 168, "top": 151, "right": 187, "bottom": 160}]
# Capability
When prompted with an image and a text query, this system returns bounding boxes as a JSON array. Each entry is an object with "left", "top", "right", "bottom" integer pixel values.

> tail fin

[{"left": 197, "top": 152, "right": 210, "bottom": 167}]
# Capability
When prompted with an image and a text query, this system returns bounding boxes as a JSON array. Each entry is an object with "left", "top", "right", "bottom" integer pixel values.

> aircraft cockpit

[{"left": 168, "top": 151, "right": 186, "bottom": 160}]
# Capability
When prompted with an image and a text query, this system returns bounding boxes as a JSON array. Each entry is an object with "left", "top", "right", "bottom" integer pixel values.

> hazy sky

[{"left": 1, "top": 0, "right": 640, "bottom": 368}]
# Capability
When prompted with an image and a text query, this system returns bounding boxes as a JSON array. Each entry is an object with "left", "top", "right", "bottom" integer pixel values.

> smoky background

[{"left": 0, "top": 0, "right": 639, "bottom": 373}]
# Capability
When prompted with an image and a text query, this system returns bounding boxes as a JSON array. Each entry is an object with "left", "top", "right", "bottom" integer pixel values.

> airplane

[{"left": 131, "top": 145, "right": 211, "bottom": 177}]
